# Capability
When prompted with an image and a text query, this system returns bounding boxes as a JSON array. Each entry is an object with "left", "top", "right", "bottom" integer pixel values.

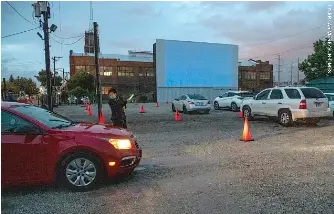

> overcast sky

[{"left": 1, "top": 1, "right": 332, "bottom": 84}]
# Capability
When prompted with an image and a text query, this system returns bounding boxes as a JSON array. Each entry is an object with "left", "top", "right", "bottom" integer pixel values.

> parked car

[
  {"left": 240, "top": 87, "right": 331, "bottom": 126},
  {"left": 80, "top": 96, "right": 90, "bottom": 105},
  {"left": 324, "top": 93, "right": 334, "bottom": 117},
  {"left": 68, "top": 95, "right": 77, "bottom": 105},
  {"left": 172, "top": 94, "right": 211, "bottom": 114},
  {"left": 213, "top": 91, "right": 254, "bottom": 111},
  {"left": 1, "top": 102, "right": 142, "bottom": 191}
]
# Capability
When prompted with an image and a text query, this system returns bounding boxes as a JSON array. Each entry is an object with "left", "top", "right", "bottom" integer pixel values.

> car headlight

[{"left": 109, "top": 139, "right": 132, "bottom": 149}]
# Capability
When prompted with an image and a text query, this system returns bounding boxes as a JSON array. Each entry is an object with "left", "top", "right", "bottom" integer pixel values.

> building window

[
  {"left": 260, "top": 72, "right": 270, "bottom": 80},
  {"left": 117, "top": 66, "right": 134, "bottom": 76},
  {"left": 104, "top": 72, "right": 112, "bottom": 76},
  {"left": 139, "top": 68, "right": 154, "bottom": 77},
  {"left": 86, "top": 66, "right": 95, "bottom": 74},
  {"left": 75, "top": 66, "right": 86, "bottom": 72},
  {"left": 245, "top": 72, "right": 256, "bottom": 80}
]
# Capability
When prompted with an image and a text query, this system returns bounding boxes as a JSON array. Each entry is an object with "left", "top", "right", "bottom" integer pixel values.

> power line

[
  {"left": 50, "top": 34, "right": 85, "bottom": 45},
  {"left": 6, "top": 1, "right": 37, "bottom": 26},
  {"left": 52, "top": 33, "right": 85, "bottom": 40},
  {"left": 1, "top": 27, "right": 40, "bottom": 38},
  {"left": 248, "top": 44, "right": 314, "bottom": 60},
  {"left": 241, "top": 24, "right": 326, "bottom": 49}
]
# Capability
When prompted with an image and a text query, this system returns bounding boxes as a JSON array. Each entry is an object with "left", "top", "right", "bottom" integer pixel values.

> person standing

[{"left": 108, "top": 88, "right": 127, "bottom": 128}]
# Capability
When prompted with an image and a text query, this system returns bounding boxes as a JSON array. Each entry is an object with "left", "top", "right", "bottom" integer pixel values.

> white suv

[
  {"left": 240, "top": 87, "right": 331, "bottom": 126},
  {"left": 213, "top": 91, "right": 254, "bottom": 112}
]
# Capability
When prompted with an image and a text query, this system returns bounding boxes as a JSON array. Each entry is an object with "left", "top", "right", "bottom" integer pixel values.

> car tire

[
  {"left": 214, "top": 101, "right": 220, "bottom": 110},
  {"left": 242, "top": 106, "right": 253, "bottom": 121},
  {"left": 183, "top": 105, "right": 188, "bottom": 114},
  {"left": 204, "top": 110, "right": 210, "bottom": 114},
  {"left": 231, "top": 102, "right": 238, "bottom": 112},
  {"left": 172, "top": 104, "right": 176, "bottom": 112},
  {"left": 59, "top": 152, "right": 104, "bottom": 192},
  {"left": 278, "top": 109, "right": 292, "bottom": 127}
]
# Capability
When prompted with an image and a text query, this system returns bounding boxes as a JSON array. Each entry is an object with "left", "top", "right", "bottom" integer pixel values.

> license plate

[
  {"left": 196, "top": 102, "right": 202, "bottom": 106},
  {"left": 315, "top": 102, "right": 322, "bottom": 107}
]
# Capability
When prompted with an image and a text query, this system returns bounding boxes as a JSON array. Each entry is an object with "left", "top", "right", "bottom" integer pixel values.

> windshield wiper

[
  {"left": 52, "top": 121, "right": 77, "bottom": 129},
  {"left": 49, "top": 119, "right": 70, "bottom": 123}
]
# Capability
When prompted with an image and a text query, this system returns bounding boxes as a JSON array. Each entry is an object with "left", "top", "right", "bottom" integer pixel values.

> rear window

[
  {"left": 238, "top": 92, "right": 254, "bottom": 97},
  {"left": 284, "top": 89, "right": 301, "bottom": 99},
  {"left": 187, "top": 94, "right": 207, "bottom": 100},
  {"left": 326, "top": 94, "right": 334, "bottom": 101},
  {"left": 300, "top": 88, "right": 326, "bottom": 99}
]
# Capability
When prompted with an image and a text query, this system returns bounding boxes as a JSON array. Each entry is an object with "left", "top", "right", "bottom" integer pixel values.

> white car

[
  {"left": 213, "top": 91, "right": 254, "bottom": 112},
  {"left": 172, "top": 94, "right": 211, "bottom": 114},
  {"left": 240, "top": 87, "right": 331, "bottom": 126},
  {"left": 324, "top": 93, "right": 334, "bottom": 117}
]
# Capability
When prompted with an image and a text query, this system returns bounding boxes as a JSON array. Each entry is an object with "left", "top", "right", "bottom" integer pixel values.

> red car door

[{"left": 1, "top": 110, "right": 47, "bottom": 185}]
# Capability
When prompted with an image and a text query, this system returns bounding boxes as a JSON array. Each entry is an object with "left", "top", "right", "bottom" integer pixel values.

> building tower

[{"left": 84, "top": 2, "right": 99, "bottom": 54}]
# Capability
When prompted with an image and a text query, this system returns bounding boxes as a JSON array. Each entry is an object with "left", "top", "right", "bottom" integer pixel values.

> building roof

[{"left": 71, "top": 52, "right": 153, "bottom": 62}]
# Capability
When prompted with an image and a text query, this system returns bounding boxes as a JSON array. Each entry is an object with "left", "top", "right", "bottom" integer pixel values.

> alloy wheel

[
  {"left": 280, "top": 112, "right": 290, "bottom": 124},
  {"left": 66, "top": 158, "right": 97, "bottom": 187}
]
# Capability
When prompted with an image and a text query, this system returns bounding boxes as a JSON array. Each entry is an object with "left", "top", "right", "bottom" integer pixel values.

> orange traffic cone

[
  {"left": 139, "top": 105, "right": 145, "bottom": 113},
  {"left": 99, "top": 111, "right": 104, "bottom": 124},
  {"left": 240, "top": 117, "right": 254, "bottom": 142},
  {"left": 87, "top": 105, "right": 92, "bottom": 116},
  {"left": 174, "top": 108, "right": 182, "bottom": 121},
  {"left": 239, "top": 110, "right": 243, "bottom": 118},
  {"left": 156, "top": 102, "right": 159, "bottom": 107}
]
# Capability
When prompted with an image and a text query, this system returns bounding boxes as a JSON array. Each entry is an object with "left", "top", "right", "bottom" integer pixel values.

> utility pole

[
  {"left": 62, "top": 68, "right": 65, "bottom": 83},
  {"left": 2, "top": 78, "right": 6, "bottom": 101},
  {"left": 297, "top": 57, "right": 300, "bottom": 86},
  {"left": 52, "top": 56, "right": 62, "bottom": 86},
  {"left": 290, "top": 62, "right": 293, "bottom": 86},
  {"left": 94, "top": 22, "right": 102, "bottom": 122},
  {"left": 277, "top": 54, "right": 281, "bottom": 87},
  {"left": 41, "top": 3, "right": 52, "bottom": 111}
]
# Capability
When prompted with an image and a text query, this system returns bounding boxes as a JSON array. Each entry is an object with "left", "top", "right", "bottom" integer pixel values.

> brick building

[
  {"left": 238, "top": 60, "right": 273, "bottom": 93},
  {"left": 69, "top": 50, "right": 155, "bottom": 101}
]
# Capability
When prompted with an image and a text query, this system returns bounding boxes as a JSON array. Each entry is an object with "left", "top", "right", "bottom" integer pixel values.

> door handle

[{"left": 278, "top": 102, "right": 282, "bottom": 104}]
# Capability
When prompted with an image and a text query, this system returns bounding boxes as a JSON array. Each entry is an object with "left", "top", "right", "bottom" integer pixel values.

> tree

[
  {"left": 68, "top": 86, "right": 87, "bottom": 99},
  {"left": 35, "top": 70, "right": 62, "bottom": 87},
  {"left": 299, "top": 38, "right": 334, "bottom": 82},
  {"left": 1, "top": 75, "right": 39, "bottom": 97},
  {"left": 9, "top": 74, "right": 14, "bottom": 82},
  {"left": 67, "top": 71, "right": 95, "bottom": 93}
]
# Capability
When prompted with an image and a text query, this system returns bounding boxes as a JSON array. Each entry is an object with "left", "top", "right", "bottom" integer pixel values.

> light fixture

[
  {"left": 50, "top": 24, "right": 57, "bottom": 33},
  {"left": 37, "top": 32, "right": 44, "bottom": 40}
]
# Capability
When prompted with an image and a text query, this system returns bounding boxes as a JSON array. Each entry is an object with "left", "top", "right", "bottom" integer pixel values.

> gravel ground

[{"left": 2, "top": 103, "right": 334, "bottom": 214}]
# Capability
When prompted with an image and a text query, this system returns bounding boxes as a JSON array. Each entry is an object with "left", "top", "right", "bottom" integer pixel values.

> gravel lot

[{"left": 2, "top": 103, "right": 334, "bottom": 214}]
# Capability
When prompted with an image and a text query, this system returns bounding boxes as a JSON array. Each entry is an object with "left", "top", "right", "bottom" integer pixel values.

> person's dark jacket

[{"left": 108, "top": 96, "right": 127, "bottom": 126}]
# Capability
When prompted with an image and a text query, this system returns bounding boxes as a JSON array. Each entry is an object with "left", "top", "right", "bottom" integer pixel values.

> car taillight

[
  {"left": 188, "top": 101, "right": 194, "bottom": 104},
  {"left": 299, "top": 99, "right": 307, "bottom": 109}
]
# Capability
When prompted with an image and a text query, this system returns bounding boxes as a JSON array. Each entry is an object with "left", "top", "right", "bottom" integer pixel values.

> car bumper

[
  {"left": 188, "top": 105, "right": 211, "bottom": 111},
  {"left": 104, "top": 148, "right": 142, "bottom": 177},
  {"left": 291, "top": 108, "right": 332, "bottom": 121}
]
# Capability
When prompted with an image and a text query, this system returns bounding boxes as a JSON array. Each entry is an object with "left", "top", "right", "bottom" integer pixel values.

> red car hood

[{"left": 62, "top": 123, "right": 133, "bottom": 138}]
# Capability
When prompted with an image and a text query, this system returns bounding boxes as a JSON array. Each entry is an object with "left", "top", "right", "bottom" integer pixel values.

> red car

[{"left": 1, "top": 102, "right": 142, "bottom": 191}]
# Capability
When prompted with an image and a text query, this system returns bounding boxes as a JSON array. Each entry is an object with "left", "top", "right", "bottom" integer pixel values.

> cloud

[
  {"left": 122, "top": 3, "right": 162, "bottom": 18},
  {"left": 244, "top": 1, "right": 286, "bottom": 12},
  {"left": 1, "top": 44, "right": 27, "bottom": 53}
]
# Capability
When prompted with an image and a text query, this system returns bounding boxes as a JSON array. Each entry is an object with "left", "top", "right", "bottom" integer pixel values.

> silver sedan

[{"left": 172, "top": 94, "right": 211, "bottom": 114}]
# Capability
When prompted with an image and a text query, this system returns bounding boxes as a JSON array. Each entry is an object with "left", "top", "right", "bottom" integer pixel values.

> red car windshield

[{"left": 12, "top": 105, "right": 75, "bottom": 129}]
